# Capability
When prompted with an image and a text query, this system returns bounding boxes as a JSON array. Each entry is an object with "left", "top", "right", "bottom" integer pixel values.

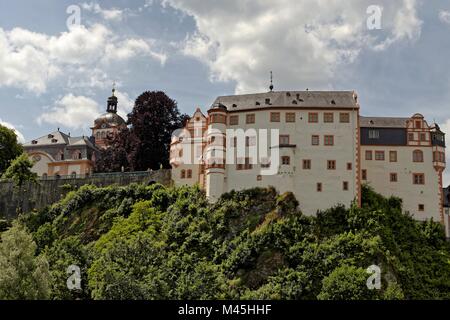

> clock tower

[{"left": 91, "top": 86, "right": 127, "bottom": 149}]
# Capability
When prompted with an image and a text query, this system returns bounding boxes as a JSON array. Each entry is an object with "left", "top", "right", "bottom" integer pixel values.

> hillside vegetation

[{"left": 1, "top": 183, "right": 450, "bottom": 300}]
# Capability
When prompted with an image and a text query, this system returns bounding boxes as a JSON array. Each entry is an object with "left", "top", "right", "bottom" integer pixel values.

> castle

[
  {"left": 170, "top": 90, "right": 448, "bottom": 233},
  {"left": 22, "top": 87, "right": 449, "bottom": 235},
  {"left": 23, "top": 87, "right": 126, "bottom": 178}
]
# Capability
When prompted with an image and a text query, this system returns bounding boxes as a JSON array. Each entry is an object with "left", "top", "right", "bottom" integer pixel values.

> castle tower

[
  {"left": 205, "top": 102, "right": 227, "bottom": 202},
  {"left": 91, "top": 86, "right": 127, "bottom": 149}
]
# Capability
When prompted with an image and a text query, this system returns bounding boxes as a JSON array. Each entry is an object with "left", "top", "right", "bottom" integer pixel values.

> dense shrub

[{"left": 1, "top": 183, "right": 449, "bottom": 300}]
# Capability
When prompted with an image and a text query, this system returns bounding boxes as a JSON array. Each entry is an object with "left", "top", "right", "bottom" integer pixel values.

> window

[
  {"left": 187, "top": 170, "right": 192, "bottom": 179},
  {"left": 324, "top": 113, "right": 334, "bottom": 123},
  {"left": 261, "top": 158, "right": 271, "bottom": 168},
  {"left": 60, "top": 153, "right": 65, "bottom": 161},
  {"left": 286, "top": 113, "right": 296, "bottom": 123},
  {"left": 413, "top": 150, "right": 424, "bottom": 162},
  {"left": 418, "top": 204, "right": 425, "bottom": 212},
  {"left": 420, "top": 133, "right": 427, "bottom": 141},
  {"left": 324, "top": 135, "right": 334, "bottom": 146},
  {"left": 340, "top": 113, "right": 350, "bottom": 123},
  {"left": 375, "top": 151, "right": 385, "bottom": 161},
  {"left": 257, "top": 175, "right": 262, "bottom": 181},
  {"left": 71, "top": 172, "right": 77, "bottom": 179},
  {"left": 435, "top": 151, "right": 446, "bottom": 163},
  {"left": 413, "top": 173, "right": 425, "bottom": 185},
  {"left": 282, "top": 156, "right": 291, "bottom": 165},
  {"left": 389, "top": 151, "right": 397, "bottom": 162},
  {"left": 270, "top": 112, "right": 280, "bottom": 122},
  {"left": 390, "top": 173, "right": 398, "bottom": 182},
  {"left": 303, "top": 160, "right": 311, "bottom": 170},
  {"left": 408, "top": 133, "right": 415, "bottom": 141},
  {"left": 279, "top": 135, "right": 290, "bottom": 145},
  {"left": 415, "top": 120, "right": 421, "bottom": 129},
  {"left": 181, "top": 170, "right": 186, "bottom": 179},
  {"left": 210, "top": 114, "right": 227, "bottom": 124},
  {"left": 308, "top": 112, "right": 318, "bottom": 123},
  {"left": 229, "top": 115, "right": 239, "bottom": 125},
  {"left": 365, "top": 151, "right": 373, "bottom": 160},
  {"left": 362, "top": 169, "right": 367, "bottom": 180},
  {"left": 78, "top": 152, "right": 82, "bottom": 160},
  {"left": 343, "top": 181, "right": 349, "bottom": 191},
  {"left": 369, "top": 130, "right": 380, "bottom": 139},
  {"left": 42, "top": 173, "right": 48, "bottom": 179},
  {"left": 327, "top": 160, "right": 336, "bottom": 170},
  {"left": 347, "top": 163, "right": 352, "bottom": 170},
  {"left": 317, "top": 183, "right": 322, "bottom": 192},
  {"left": 311, "top": 135, "right": 320, "bottom": 146},
  {"left": 246, "top": 114, "right": 255, "bottom": 124},
  {"left": 237, "top": 158, "right": 253, "bottom": 170}
]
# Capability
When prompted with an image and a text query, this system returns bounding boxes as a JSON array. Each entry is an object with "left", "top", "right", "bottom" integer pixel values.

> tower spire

[
  {"left": 107, "top": 82, "right": 118, "bottom": 113},
  {"left": 269, "top": 71, "right": 274, "bottom": 92}
]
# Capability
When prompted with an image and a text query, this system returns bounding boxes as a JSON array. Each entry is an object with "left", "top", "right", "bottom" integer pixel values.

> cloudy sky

[{"left": 0, "top": 0, "right": 449, "bottom": 183}]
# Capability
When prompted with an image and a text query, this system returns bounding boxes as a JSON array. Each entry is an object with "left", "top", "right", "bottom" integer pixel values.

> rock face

[{"left": 0, "top": 170, "right": 172, "bottom": 220}]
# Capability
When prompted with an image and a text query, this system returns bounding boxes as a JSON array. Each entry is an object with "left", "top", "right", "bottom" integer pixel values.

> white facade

[{"left": 170, "top": 90, "right": 446, "bottom": 227}]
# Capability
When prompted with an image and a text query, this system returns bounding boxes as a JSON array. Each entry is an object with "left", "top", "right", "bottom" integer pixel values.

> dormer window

[
  {"left": 232, "top": 104, "right": 237, "bottom": 108},
  {"left": 48, "top": 134, "right": 54, "bottom": 139},
  {"left": 265, "top": 98, "right": 271, "bottom": 105},
  {"left": 51, "top": 139, "right": 58, "bottom": 143},
  {"left": 256, "top": 101, "right": 260, "bottom": 106},
  {"left": 331, "top": 100, "right": 336, "bottom": 105},
  {"left": 31, "top": 140, "right": 38, "bottom": 145}
]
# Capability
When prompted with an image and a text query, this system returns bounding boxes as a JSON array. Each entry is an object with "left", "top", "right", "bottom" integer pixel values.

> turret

[{"left": 205, "top": 102, "right": 227, "bottom": 201}]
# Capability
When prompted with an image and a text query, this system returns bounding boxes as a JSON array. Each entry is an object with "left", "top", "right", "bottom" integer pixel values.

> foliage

[
  {"left": 5, "top": 184, "right": 450, "bottom": 300},
  {"left": 0, "top": 222, "right": 51, "bottom": 299},
  {"left": 95, "top": 91, "right": 188, "bottom": 172},
  {"left": 0, "top": 124, "right": 23, "bottom": 174},
  {"left": 1, "top": 153, "right": 38, "bottom": 188}
]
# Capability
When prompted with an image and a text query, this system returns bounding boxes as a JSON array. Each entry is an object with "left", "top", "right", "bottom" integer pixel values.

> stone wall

[{"left": 0, "top": 170, "right": 172, "bottom": 220}]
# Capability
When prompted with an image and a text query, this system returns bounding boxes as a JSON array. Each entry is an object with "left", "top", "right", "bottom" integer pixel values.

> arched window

[
  {"left": 96, "top": 132, "right": 100, "bottom": 139},
  {"left": 60, "top": 152, "right": 65, "bottom": 161},
  {"left": 71, "top": 172, "right": 77, "bottom": 179},
  {"left": 413, "top": 150, "right": 424, "bottom": 162},
  {"left": 181, "top": 170, "right": 186, "bottom": 179},
  {"left": 42, "top": 173, "right": 48, "bottom": 180},
  {"left": 187, "top": 170, "right": 192, "bottom": 179}
]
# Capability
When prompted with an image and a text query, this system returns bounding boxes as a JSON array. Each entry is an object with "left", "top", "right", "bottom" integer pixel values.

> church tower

[{"left": 91, "top": 86, "right": 127, "bottom": 149}]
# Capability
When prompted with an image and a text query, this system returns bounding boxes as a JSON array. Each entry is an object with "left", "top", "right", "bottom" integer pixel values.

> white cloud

[
  {"left": 439, "top": 10, "right": 450, "bottom": 25},
  {"left": 0, "top": 24, "right": 167, "bottom": 94},
  {"left": 0, "top": 119, "right": 25, "bottom": 143},
  {"left": 114, "top": 90, "right": 134, "bottom": 119},
  {"left": 81, "top": 2, "right": 124, "bottom": 21},
  {"left": 165, "top": 0, "right": 423, "bottom": 93},
  {"left": 103, "top": 38, "right": 167, "bottom": 65},
  {"left": 375, "top": 0, "right": 423, "bottom": 50},
  {"left": 37, "top": 94, "right": 101, "bottom": 130}
]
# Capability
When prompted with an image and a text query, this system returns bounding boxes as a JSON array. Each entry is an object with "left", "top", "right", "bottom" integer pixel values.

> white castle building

[{"left": 170, "top": 90, "right": 447, "bottom": 229}]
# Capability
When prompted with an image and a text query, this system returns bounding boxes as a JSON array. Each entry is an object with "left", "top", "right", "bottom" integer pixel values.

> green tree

[
  {"left": 0, "top": 124, "right": 23, "bottom": 174},
  {"left": 0, "top": 222, "right": 51, "bottom": 300},
  {"left": 95, "top": 91, "right": 188, "bottom": 172},
  {"left": 2, "top": 153, "right": 38, "bottom": 188},
  {"left": 317, "top": 265, "right": 378, "bottom": 300}
]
